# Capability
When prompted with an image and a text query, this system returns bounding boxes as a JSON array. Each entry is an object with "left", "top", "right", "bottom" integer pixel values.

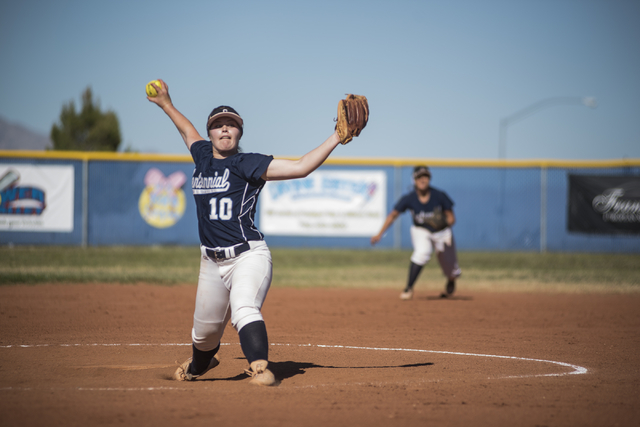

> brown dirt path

[{"left": 0, "top": 284, "right": 639, "bottom": 427}]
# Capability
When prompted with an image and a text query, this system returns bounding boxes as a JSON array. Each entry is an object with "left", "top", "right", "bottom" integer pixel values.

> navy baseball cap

[
  {"left": 413, "top": 166, "right": 431, "bottom": 179},
  {"left": 206, "top": 106, "right": 244, "bottom": 133}
]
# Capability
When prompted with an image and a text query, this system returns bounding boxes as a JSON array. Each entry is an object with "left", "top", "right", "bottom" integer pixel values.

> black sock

[
  {"left": 238, "top": 320, "right": 269, "bottom": 364},
  {"left": 190, "top": 343, "right": 220, "bottom": 375},
  {"left": 406, "top": 262, "right": 423, "bottom": 291},
  {"left": 446, "top": 279, "right": 456, "bottom": 294}
]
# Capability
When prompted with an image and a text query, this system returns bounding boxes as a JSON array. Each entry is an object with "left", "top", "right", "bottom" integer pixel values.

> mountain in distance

[{"left": 0, "top": 116, "right": 52, "bottom": 150}]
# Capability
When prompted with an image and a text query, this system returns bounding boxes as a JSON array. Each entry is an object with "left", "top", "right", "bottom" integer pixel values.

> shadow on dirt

[
  {"left": 168, "top": 360, "right": 433, "bottom": 383},
  {"left": 270, "top": 361, "right": 434, "bottom": 381},
  {"left": 424, "top": 295, "right": 474, "bottom": 301}
]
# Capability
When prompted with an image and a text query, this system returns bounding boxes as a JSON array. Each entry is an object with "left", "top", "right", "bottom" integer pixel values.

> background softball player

[
  {"left": 371, "top": 166, "right": 461, "bottom": 300},
  {"left": 147, "top": 80, "right": 367, "bottom": 386}
]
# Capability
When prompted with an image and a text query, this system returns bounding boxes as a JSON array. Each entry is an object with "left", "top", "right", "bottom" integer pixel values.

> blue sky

[{"left": 1, "top": 0, "right": 639, "bottom": 160}]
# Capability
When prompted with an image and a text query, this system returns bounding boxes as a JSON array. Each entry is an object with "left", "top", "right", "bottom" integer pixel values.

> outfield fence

[{"left": 1, "top": 150, "right": 639, "bottom": 253}]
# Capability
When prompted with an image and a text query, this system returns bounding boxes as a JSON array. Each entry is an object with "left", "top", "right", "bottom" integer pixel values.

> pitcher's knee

[
  {"left": 191, "top": 321, "right": 225, "bottom": 351},
  {"left": 232, "top": 306, "right": 264, "bottom": 332}
]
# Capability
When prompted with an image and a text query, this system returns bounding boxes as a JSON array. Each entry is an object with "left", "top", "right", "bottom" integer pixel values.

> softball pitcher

[
  {"left": 147, "top": 80, "right": 367, "bottom": 386},
  {"left": 371, "top": 166, "right": 461, "bottom": 300}
]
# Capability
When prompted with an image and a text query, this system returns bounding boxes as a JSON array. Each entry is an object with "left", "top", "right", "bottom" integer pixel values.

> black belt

[{"left": 205, "top": 242, "right": 251, "bottom": 260}]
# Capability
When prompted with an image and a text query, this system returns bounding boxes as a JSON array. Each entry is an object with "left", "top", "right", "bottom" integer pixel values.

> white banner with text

[
  {"left": 260, "top": 170, "right": 386, "bottom": 236},
  {"left": 0, "top": 164, "right": 74, "bottom": 232}
]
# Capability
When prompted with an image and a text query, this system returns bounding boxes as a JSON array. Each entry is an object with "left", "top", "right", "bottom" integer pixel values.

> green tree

[{"left": 50, "top": 87, "right": 121, "bottom": 151}]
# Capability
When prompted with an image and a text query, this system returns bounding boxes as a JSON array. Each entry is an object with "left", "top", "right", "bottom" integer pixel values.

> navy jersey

[
  {"left": 190, "top": 140, "right": 273, "bottom": 248},
  {"left": 394, "top": 187, "right": 454, "bottom": 232}
]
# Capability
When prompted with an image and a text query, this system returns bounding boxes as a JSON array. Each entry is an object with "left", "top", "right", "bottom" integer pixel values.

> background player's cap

[
  {"left": 413, "top": 166, "right": 431, "bottom": 179},
  {"left": 206, "top": 106, "right": 244, "bottom": 132}
]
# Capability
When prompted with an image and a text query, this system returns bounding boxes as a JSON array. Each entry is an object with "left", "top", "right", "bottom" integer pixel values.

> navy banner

[{"left": 568, "top": 174, "right": 640, "bottom": 234}]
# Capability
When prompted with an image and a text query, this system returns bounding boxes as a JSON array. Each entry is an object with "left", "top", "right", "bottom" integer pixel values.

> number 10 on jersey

[{"left": 209, "top": 197, "right": 232, "bottom": 220}]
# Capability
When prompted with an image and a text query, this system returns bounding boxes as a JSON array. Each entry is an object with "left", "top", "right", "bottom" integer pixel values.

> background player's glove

[
  {"left": 335, "top": 94, "right": 369, "bottom": 145},
  {"left": 426, "top": 209, "right": 448, "bottom": 231}
]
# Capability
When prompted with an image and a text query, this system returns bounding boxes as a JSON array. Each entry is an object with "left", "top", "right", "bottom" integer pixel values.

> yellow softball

[{"left": 145, "top": 80, "right": 162, "bottom": 97}]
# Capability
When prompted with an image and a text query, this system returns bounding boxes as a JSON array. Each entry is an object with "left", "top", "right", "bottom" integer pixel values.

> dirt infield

[{"left": 1, "top": 284, "right": 639, "bottom": 427}]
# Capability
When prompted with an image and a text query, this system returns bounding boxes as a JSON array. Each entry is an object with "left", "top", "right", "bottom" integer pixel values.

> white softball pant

[
  {"left": 191, "top": 241, "right": 273, "bottom": 352},
  {"left": 410, "top": 226, "right": 462, "bottom": 280}
]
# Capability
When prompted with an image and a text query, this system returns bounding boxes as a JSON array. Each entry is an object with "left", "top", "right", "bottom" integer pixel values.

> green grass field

[{"left": 1, "top": 246, "right": 639, "bottom": 293}]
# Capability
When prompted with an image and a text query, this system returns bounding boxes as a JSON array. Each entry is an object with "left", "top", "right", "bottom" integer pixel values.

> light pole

[
  {"left": 496, "top": 96, "right": 597, "bottom": 251},
  {"left": 498, "top": 96, "right": 597, "bottom": 159}
]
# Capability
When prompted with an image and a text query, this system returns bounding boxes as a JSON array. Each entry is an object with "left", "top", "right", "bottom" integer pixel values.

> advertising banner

[
  {"left": 138, "top": 167, "right": 187, "bottom": 229},
  {"left": 0, "top": 164, "right": 74, "bottom": 232},
  {"left": 260, "top": 170, "right": 386, "bottom": 236},
  {"left": 568, "top": 174, "right": 640, "bottom": 234}
]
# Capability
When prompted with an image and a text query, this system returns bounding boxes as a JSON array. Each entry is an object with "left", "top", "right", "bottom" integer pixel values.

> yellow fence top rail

[{"left": 1, "top": 150, "right": 639, "bottom": 168}]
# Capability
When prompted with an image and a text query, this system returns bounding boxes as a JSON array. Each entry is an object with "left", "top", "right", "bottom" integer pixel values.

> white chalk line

[
  {"left": 0, "top": 386, "right": 188, "bottom": 392},
  {"left": 298, "top": 344, "right": 588, "bottom": 378},
  {"left": 0, "top": 343, "right": 192, "bottom": 348},
  {"left": 0, "top": 342, "right": 587, "bottom": 391}
]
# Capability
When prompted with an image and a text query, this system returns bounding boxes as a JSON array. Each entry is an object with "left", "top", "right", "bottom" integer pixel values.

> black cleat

[{"left": 440, "top": 279, "right": 455, "bottom": 298}]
